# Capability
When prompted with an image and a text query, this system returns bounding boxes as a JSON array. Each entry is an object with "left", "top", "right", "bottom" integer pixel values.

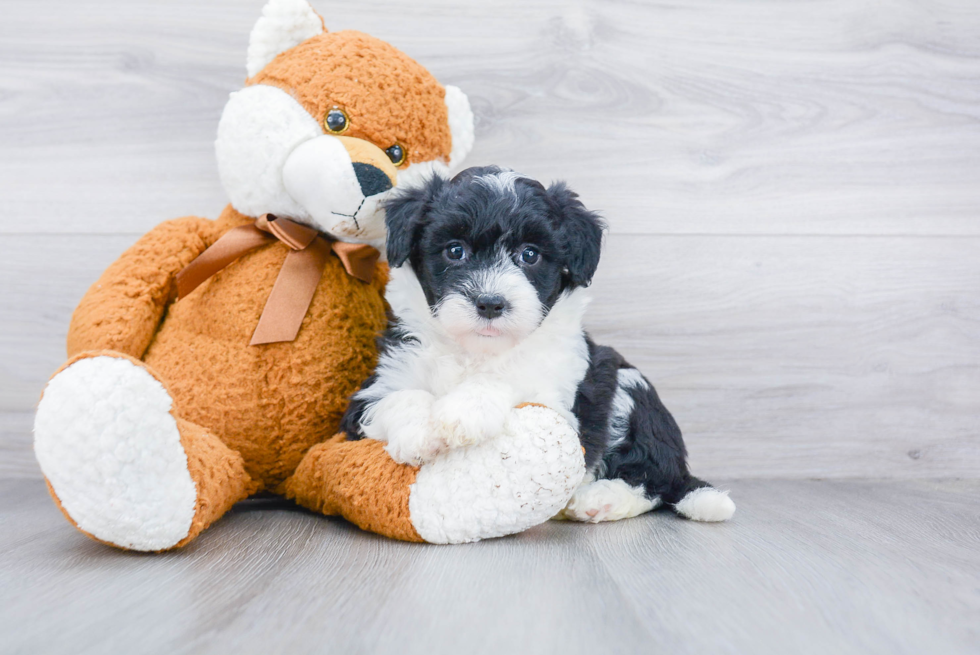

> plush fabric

[
  {"left": 246, "top": 0, "right": 325, "bottom": 77},
  {"left": 285, "top": 433, "right": 425, "bottom": 543},
  {"left": 140, "top": 207, "right": 389, "bottom": 489},
  {"left": 252, "top": 30, "right": 453, "bottom": 168},
  {"left": 36, "top": 350, "right": 257, "bottom": 551},
  {"left": 33, "top": 0, "right": 579, "bottom": 550}
]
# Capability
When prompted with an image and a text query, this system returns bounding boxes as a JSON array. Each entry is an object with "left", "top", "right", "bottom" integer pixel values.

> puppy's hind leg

[
  {"left": 666, "top": 476, "right": 736, "bottom": 522},
  {"left": 558, "top": 475, "right": 661, "bottom": 523}
]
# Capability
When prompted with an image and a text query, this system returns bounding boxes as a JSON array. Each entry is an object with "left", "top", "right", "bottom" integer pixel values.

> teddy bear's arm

[{"left": 67, "top": 216, "right": 220, "bottom": 359}]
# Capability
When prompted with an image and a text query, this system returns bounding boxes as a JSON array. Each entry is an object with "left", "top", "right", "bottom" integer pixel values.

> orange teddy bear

[
  {"left": 34, "top": 0, "right": 586, "bottom": 549},
  {"left": 33, "top": 0, "right": 467, "bottom": 549}
]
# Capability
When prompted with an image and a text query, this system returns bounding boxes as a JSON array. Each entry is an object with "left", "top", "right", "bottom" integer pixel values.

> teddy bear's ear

[
  {"left": 246, "top": 0, "right": 326, "bottom": 78},
  {"left": 443, "top": 85, "right": 475, "bottom": 170}
]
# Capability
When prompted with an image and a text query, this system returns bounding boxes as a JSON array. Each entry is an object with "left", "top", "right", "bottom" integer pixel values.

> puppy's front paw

[
  {"left": 361, "top": 390, "right": 445, "bottom": 465},
  {"left": 384, "top": 424, "right": 446, "bottom": 466},
  {"left": 432, "top": 389, "right": 508, "bottom": 450},
  {"left": 433, "top": 415, "right": 480, "bottom": 450}
]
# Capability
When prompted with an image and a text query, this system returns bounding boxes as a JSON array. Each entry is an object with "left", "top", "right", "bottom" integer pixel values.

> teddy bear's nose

[{"left": 352, "top": 163, "right": 393, "bottom": 197}]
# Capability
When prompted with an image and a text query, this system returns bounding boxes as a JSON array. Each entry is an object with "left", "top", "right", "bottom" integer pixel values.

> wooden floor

[
  {"left": 2, "top": 0, "right": 979, "bottom": 652},
  {"left": 1, "top": 478, "right": 978, "bottom": 655}
]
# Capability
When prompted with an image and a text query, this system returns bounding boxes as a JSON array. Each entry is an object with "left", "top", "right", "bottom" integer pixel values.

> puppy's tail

[{"left": 664, "top": 476, "right": 736, "bottom": 522}]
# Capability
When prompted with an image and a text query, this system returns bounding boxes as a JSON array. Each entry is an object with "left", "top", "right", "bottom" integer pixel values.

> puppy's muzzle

[{"left": 474, "top": 294, "right": 508, "bottom": 320}]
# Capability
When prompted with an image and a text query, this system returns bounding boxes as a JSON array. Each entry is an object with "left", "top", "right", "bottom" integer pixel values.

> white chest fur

[{"left": 375, "top": 267, "right": 592, "bottom": 428}]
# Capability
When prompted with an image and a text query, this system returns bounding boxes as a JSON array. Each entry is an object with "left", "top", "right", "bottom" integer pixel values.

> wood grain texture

[
  {"left": 2, "top": 233, "right": 977, "bottom": 479},
  {"left": 2, "top": 0, "right": 980, "bottom": 236},
  {"left": 1, "top": 478, "right": 978, "bottom": 654},
  {"left": 0, "top": 0, "right": 978, "bottom": 479},
  {"left": 0, "top": 414, "right": 36, "bottom": 480}
]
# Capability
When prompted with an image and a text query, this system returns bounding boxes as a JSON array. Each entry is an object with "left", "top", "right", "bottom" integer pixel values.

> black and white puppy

[{"left": 339, "top": 166, "right": 735, "bottom": 523}]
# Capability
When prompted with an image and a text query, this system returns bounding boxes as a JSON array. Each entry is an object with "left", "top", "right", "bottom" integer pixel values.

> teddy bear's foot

[
  {"left": 35, "top": 353, "right": 254, "bottom": 551},
  {"left": 408, "top": 404, "right": 586, "bottom": 544},
  {"left": 286, "top": 404, "right": 586, "bottom": 544}
]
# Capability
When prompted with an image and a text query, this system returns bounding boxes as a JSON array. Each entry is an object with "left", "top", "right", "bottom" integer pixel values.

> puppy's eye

[
  {"left": 385, "top": 144, "right": 407, "bottom": 167},
  {"left": 520, "top": 246, "right": 540, "bottom": 265},
  {"left": 324, "top": 108, "right": 349, "bottom": 134},
  {"left": 445, "top": 244, "right": 466, "bottom": 261}
]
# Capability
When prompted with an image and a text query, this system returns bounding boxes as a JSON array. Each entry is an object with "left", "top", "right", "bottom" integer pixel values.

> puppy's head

[{"left": 385, "top": 166, "right": 605, "bottom": 353}]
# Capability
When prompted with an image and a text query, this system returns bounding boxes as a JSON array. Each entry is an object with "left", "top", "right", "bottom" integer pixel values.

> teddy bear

[{"left": 33, "top": 0, "right": 585, "bottom": 549}]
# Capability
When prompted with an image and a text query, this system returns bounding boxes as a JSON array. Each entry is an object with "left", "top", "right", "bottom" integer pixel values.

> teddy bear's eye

[
  {"left": 324, "top": 108, "right": 349, "bottom": 134},
  {"left": 385, "top": 144, "right": 407, "bottom": 167}
]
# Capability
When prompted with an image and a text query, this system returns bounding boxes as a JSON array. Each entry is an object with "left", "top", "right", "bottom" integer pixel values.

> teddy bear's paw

[
  {"left": 408, "top": 404, "right": 586, "bottom": 544},
  {"left": 34, "top": 356, "right": 197, "bottom": 551},
  {"left": 561, "top": 478, "right": 660, "bottom": 523}
]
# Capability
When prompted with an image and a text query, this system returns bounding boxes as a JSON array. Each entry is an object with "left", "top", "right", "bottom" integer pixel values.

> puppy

[{"left": 339, "top": 166, "right": 735, "bottom": 523}]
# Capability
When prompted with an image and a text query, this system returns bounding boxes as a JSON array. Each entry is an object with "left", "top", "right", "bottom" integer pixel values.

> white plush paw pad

[
  {"left": 408, "top": 405, "right": 586, "bottom": 544},
  {"left": 562, "top": 478, "right": 659, "bottom": 523},
  {"left": 34, "top": 356, "right": 197, "bottom": 551},
  {"left": 673, "top": 487, "right": 736, "bottom": 522}
]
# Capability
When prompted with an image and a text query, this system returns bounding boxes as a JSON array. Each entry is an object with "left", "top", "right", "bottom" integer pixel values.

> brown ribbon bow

[{"left": 176, "top": 214, "right": 380, "bottom": 345}]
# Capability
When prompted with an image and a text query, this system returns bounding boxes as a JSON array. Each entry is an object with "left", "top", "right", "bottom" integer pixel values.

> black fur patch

[
  {"left": 572, "top": 337, "right": 713, "bottom": 508},
  {"left": 384, "top": 166, "right": 606, "bottom": 311}
]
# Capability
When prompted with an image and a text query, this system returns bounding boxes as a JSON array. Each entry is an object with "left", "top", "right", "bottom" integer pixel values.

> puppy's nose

[
  {"left": 352, "top": 163, "right": 393, "bottom": 197},
  {"left": 475, "top": 294, "right": 508, "bottom": 319}
]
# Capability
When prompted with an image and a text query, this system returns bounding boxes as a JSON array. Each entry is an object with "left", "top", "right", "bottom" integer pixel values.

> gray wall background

[{"left": 1, "top": 0, "right": 978, "bottom": 480}]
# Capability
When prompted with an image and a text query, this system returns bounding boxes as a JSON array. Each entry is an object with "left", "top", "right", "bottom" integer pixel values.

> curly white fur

[{"left": 355, "top": 266, "right": 591, "bottom": 464}]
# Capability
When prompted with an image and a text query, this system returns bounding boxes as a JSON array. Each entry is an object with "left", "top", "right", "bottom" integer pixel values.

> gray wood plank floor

[{"left": 2, "top": 479, "right": 978, "bottom": 655}]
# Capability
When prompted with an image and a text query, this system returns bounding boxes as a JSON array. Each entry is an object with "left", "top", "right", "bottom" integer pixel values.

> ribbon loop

[
  {"left": 176, "top": 224, "right": 271, "bottom": 300},
  {"left": 175, "top": 214, "right": 380, "bottom": 345},
  {"left": 258, "top": 214, "right": 319, "bottom": 251}
]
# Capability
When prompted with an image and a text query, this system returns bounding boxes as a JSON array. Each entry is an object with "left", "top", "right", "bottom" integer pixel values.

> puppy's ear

[
  {"left": 546, "top": 182, "right": 606, "bottom": 287},
  {"left": 384, "top": 176, "right": 446, "bottom": 267}
]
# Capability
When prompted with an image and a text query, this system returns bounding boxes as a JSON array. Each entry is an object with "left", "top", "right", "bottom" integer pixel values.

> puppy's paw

[
  {"left": 561, "top": 479, "right": 659, "bottom": 523},
  {"left": 432, "top": 388, "right": 509, "bottom": 450},
  {"left": 384, "top": 425, "right": 447, "bottom": 466},
  {"left": 361, "top": 390, "right": 444, "bottom": 465},
  {"left": 433, "top": 416, "right": 481, "bottom": 450}
]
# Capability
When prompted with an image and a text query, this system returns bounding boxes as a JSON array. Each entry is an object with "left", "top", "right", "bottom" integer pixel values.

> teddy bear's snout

[
  {"left": 352, "top": 163, "right": 393, "bottom": 197},
  {"left": 334, "top": 135, "right": 399, "bottom": 192},
  {"left": 279, "top": 133, "right": 400, "bottom": 238}
]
